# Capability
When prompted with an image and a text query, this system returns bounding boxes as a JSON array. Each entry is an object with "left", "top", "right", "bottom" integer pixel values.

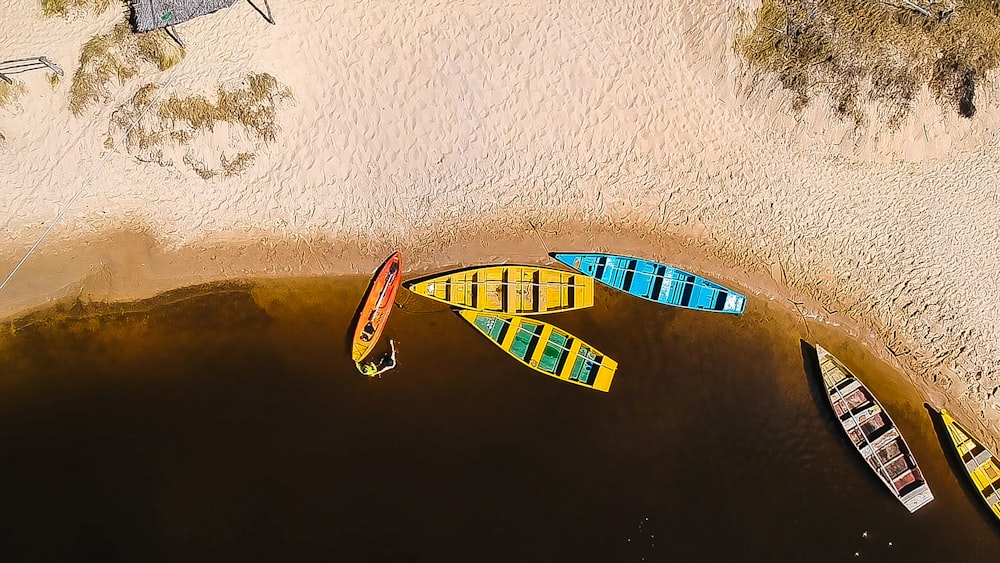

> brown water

[{"left": 0, "top": 276, "right": 997, "bottom": 562}]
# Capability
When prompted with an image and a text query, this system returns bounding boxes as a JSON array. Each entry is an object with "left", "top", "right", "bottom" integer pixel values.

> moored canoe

[
  {"left": 406, "top": 264, "right": 594, "bottom": 315},
  {"left": 939, "top": 408, "right": 1000, "bottom": 523},
  {"left": 815, "top": 345, "right": 933, "bottom": 512},
  {"left": 352, "top": 252, "right": 402, "bottom": 362},
  {"left": 459, "top": 310, "right": 617, "bottom": 391},
  {"left": 550, "top": 252, "right": 745, "bottom": 314}
]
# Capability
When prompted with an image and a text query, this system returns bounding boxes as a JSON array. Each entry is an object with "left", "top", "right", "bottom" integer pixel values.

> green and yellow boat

[
  {"left": 459, "top": 310, "right": 617, "bottom": 392},
  {"left": 940, "top": 408, "right": 1000, "bottom": 522},
  {"left": 406, "top": 265, "right": 594, "bottom": 315}
]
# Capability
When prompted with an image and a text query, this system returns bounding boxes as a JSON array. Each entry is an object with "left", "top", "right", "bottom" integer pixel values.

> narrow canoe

[
  {"left": 351, "top": 252, "right": 402, "bottom": 362},
  {"left": 550, "top": 252, "right": 745, "bottom": 314},
  {"left": 816, "top": 345, "right": 934, "bottom": 512},
  {"left": 406, "top": 265, "right": 594, "bottom": 315},
  {"left": 459, "top": 310, "right": 617, "bottom": 392},
  {"left": 939, "top": 408, "right": 1000, "bottom": 522}
]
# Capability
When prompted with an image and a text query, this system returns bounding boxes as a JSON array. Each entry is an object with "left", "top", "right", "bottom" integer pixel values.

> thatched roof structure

[{"left": 129, "top": 0, "right": 239, "bottom": 33}]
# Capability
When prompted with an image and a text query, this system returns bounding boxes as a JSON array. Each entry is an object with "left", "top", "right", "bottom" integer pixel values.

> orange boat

[{"left": 351, "top": 251, "right": 402, "bottom": 362}]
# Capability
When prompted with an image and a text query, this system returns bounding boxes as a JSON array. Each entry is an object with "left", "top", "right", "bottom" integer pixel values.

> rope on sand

[
  {"left": 394, "top": 290, "right": 445, "bottom": 315},
  {"left": 529, "top": 221, "right": 552, "bottom": 260},
  {"left": 0, "top": 3, "right": 240, "bottom": 297}
]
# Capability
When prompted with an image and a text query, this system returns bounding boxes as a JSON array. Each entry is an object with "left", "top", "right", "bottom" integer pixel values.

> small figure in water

[{"left": 356, "top": 339, "right": 398, "bottom": 377}]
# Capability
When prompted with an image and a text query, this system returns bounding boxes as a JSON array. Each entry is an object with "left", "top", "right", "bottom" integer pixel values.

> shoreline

[{"left": 2, "top": 222, "right": 997, "bottom": 452}]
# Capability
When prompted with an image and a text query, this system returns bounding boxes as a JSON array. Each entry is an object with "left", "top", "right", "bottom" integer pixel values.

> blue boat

[{"left": 550, "top": 252, "right": 746, "bottom": 314}]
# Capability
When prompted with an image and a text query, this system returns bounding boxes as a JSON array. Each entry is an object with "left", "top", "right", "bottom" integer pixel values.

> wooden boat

[
  {"left": 351, "top": 252, "right": 402, "bottom": 362},
  {"left": 815, "top": 345, "right": 933, "bottom": 512},
  {"left": 406, "top": 265, "right": 594, "bottom": 315},
  {"left": 550, "top": 252, "right": 745, "bottom": 314},
  {"left": 459, "top": 310, "right": 617, "bottom": 391},
  {"left": 939, "top": 408, "right": 1000, "bottom": 522}
]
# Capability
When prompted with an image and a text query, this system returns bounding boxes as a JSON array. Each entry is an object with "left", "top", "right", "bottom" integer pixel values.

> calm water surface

[{"left": 0, "top": 276, "right": 998, "bottom": 562}]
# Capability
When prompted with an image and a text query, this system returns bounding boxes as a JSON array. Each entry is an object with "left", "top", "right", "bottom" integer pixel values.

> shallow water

[{"left": 0, "top": 276, "right": 997, "bottom": 562}]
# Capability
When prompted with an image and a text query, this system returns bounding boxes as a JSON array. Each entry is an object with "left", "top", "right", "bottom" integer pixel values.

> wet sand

[{"left": 2, "top": 223, "right": 996, "bottom": 455}]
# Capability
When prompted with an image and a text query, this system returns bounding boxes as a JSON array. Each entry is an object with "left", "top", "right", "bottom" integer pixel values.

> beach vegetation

[
  {"left": 183, "top": 152, "right": 256, "bottom": 180},
  {"left": 184, "top": 155, "right": 218, "bottom": 180},
  {"left": 736, "top": 0, "right": 1000, "bottom": 124},
  {"left": 155, "top": 73, "right": 292, "bottom": 141},
  {"left": 221, "top": 152, "right": 257, "bottom": 175},
  {"left": 40, "top": 0, "right": 115, "bottom": 18},
  {"left": 0, "top": 80, "right": 28, "bottom": 110},
  {"left": 107, "top": 72, "right": 292, "bottom": 178},
  {"left": 0, "top": 80, "right": 27, "bottom": 145},
  {"left": 70, "top": 22, "right": 185, "bottom": 116}
]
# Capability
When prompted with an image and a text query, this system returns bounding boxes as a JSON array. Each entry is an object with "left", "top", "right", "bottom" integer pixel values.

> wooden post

[
  {"left": 901, "top": 0, "right": 933, "bottom": 17},
  {"left": 164, "top": 25, "right": 185, "bottom": 47},
  {"left": 246, "top": 0, "right": 275, "bottom": 24},
  {"left": 38, "top": 57, "right": 63, "bottom": 76}
]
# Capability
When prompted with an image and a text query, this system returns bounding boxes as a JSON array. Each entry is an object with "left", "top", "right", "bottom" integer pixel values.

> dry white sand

[{"left": 1, "top": 1, "right": 999, "bottom": 444}]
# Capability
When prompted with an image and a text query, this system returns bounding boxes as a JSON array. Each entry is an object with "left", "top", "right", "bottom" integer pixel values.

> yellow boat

[
  {"left": 406, "top": 265, "right": 594, "bottom": 315},
  {"left": 940, "top": 408, "right": 1000, "bottom": 522},
  {"left": 459, "top": 310, "right": 617, "bottom": 392}
]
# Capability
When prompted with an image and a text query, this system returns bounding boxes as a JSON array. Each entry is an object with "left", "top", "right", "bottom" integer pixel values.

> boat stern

[
  {"left": 902, "top": 485, "right": 934, "bottom": 513},
  {"left": 591, "top": 358, "right": 618, "bottom": 392},
  {"left": 457, "top": 308, "right": 480, "bottom": 324},
  {"left": 723, "top": 292, "right": 746, "bottom": 314},
  {"left": 939, "top": 408, "right": 956, "bottom": 427},
  {"left": 406, "top": 278, "right": 440, "bottom": 300},
  {"left": 550, "top": 252, "right": 592, "bottom": 275}
]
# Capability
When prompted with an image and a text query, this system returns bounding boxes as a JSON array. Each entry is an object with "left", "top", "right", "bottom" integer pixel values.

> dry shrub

[
  {"left": 70, "top": 22, "right": 185, "bottom": 115},
  {"left": 183, "top": 155, "right": 218, "bottom": 180},
  {"left": 181, "top": 153, "right": 255, "bottom": 180},
  {"left": 40, "top": 0, "right": 114, "bottom": 18},
  {"left": 737, "top": 0, "right": 1000, "bottom": 123},
  {"left": 106, "top": 73, "right": 293, "bottom": 178},
  {"left": 0, "top": 80, "right": 27, "bottom": 108},
  {"left": 221, "top": 151, "right": 256, "bottom": 175},
  {"left": 156, "top": 73, "right": 292, "bottom": 142}
]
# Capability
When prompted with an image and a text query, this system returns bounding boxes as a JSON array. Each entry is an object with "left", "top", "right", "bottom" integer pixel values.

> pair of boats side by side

[{"left": 817, "top": 344, "right": 1000, "bottom": 520}]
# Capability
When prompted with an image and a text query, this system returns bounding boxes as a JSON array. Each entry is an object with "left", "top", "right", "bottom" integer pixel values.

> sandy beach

[{"left": 1, "top": 1, "right": 999, "bottom": 445}]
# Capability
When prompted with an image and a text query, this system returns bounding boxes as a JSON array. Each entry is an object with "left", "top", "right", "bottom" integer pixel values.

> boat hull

[
  {"left": 352, "top": 252, "right": 402, "bottom": 362},
  {"left": 815, "top": 345, "right": 933, "bottom": 512},
  {"left": 459, "top": 310, "right": 617, "bottom": 391},
  {"left": 550, "top": 252, "right": 745, "bottom": 314},
  {"left": 940, "top": 408, "right": 1000, "bottom": 523},
  {"left": 406, "top": 265, "right": 594, "bottom": 315}
]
